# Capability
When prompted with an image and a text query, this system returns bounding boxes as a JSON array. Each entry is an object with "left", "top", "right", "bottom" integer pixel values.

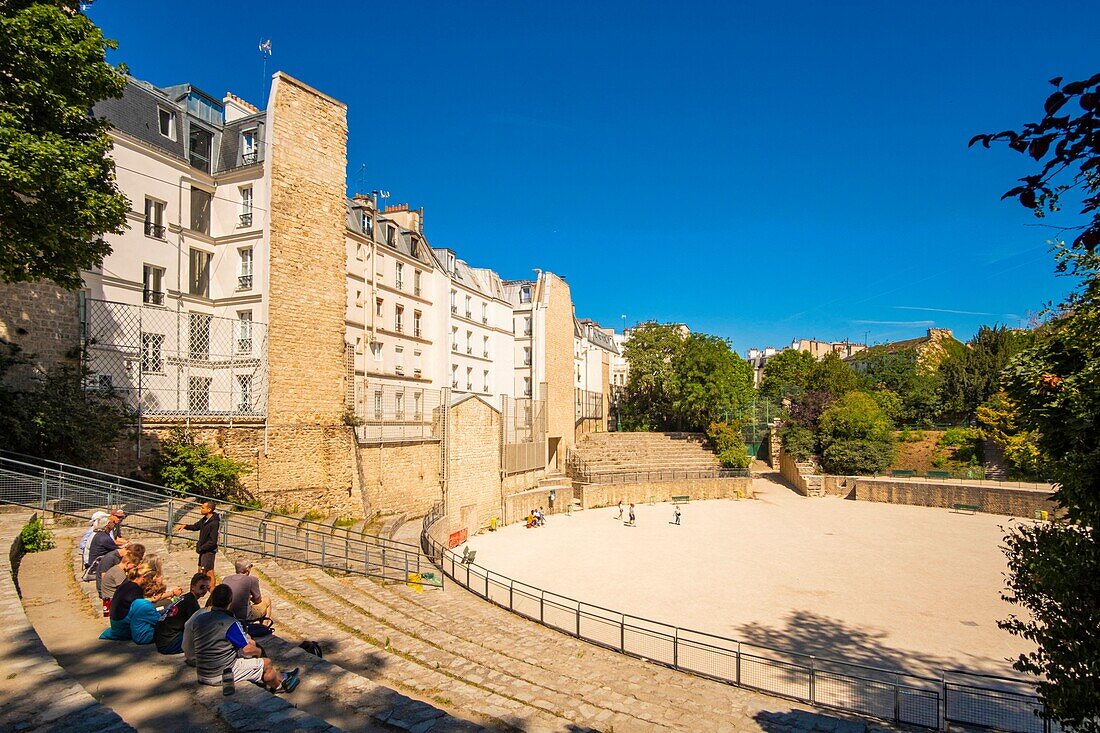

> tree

[
  {"left": 857, "top": 348, "right": 943, "bottom": 426},
  {"left": 817, "top": 392, "right": 895, "bottom": 475},
  {"left": 672, "top": 334, "right": 754, "bottom": 431},
  {"left": 806, "top": 352, "right": 861, "bottom": 396},
  {"left": 619, "top": 323, "right": 685, "bottom": 431},
  {"left": 0, "top": 1, "right": 129, "bottom": 289},
  {"left": 969, "top": 73, "right": 1100, "bottom": 255},
  {"left": 976, "top": 390, "right": 1044, "bottom": 481},
  {"left": 939, "top": 326, "right": 1032, "bottom": 422},
  {"left": 760, "top": 348, "right": 815, "bottom": 400},
  {"left": 153, "top": 428, "right": 253, "bottom": 504}
]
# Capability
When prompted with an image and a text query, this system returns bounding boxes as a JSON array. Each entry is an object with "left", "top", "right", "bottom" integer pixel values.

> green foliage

[
  {"left": 19, "top": 516, "right": 54, "bottom": 553},
  {"left": 935, "top": 427, "right": 982, "bottom": 466},
  {"left": 153, "top": 428, "right": 252, "bottom": 503},
  {"left": 806, "top": 352, "right": 861, "bottom": 397},
  {"left": 0, "top": 341, "right": 130, "bottom": 464},
  {"left": 620, "top": 325, "right": 753, "bottom": 432},
  {"left": 0, "top": 1, "right": 130, "bottom": 288},
  {"left": 817, "top": 392, "right": 894, "bottom": 475},
  {"left": 977, "top": 392, "right": 1045, "bottom": 480},
  {"left": 759, "top": 349, "right": 815, "bottom": 400},
  {"left": 780, "top": 425, "right": 815, "bottom": 462},
  {"left": 896, "top": 428, "right": 925, "bottom": 443},
  {"left": 870, "top": 389, "right": 904, "bottom": 423},
  {"left": 707, "top": 421, "right": 751, "bottom": 469},
  {"left": 938, "top": 325, "right": 1033, "bottom": 422}
]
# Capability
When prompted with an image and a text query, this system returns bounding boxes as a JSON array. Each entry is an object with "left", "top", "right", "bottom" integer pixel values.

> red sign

[{"left": 447, "top": 529, "right": 468, "bottom": 548}]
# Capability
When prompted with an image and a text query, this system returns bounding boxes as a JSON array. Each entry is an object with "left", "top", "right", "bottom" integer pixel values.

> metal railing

[
  {"left": 0, "top": 453, "right": 431, "bottom": 586},
  {"left": 570, "top": 465, "right": 750, "bottom": 485},
  {"left": 421, "top": 504, "right": 1052, "bottom": 733}
]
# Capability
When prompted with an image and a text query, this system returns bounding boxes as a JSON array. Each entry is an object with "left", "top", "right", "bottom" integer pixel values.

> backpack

[
  {"left": 81, "top": 556, "right": 101, "bottom": 583},
  {"left": 298, "top": 640, "right": 323, "bottom": 658},
  {"left": 245, "top": 617, "right": 274, "bottom": 638}
]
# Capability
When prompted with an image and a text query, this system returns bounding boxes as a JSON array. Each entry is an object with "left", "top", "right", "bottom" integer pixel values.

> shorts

[
  {"left": 198, "top": 552, "right": 217, "bottom": 571},
  {"left": 199, "top": 657, "right": 265, "bottom": 686},
  {"left": 156, "top": 634, "right": 184, "bottom": 655}
]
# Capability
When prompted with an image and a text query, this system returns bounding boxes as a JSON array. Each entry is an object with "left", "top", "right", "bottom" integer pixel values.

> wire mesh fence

[
  {"left": 422, "top": 502, "right": 1051, "bottom": 732},
  {"left": 353, "top": 383, "right": 443, "bottom": 444},
  {"left": 502, "top": 395, "right": 547, "bottom": 474},
  {"left": 575, "top": 388, "right": 604, "bottom": 420},
  {"left": 82, "top": 297, "right": 268, "bottom": 420}
]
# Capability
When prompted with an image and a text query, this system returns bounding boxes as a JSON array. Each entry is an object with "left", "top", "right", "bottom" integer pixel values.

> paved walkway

[{"left": 466, "top": 472, "right": 1028, "bottom": 679}]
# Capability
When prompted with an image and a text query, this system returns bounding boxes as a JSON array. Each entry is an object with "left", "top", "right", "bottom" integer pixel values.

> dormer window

[
  {"left": 158, "top": 108, "right": 175, "bottom": 140},
  {"left": 520, "top": 286, "right": 532, "bottom": 303},
  {"left": 361, "top": 211, "right": 373, "bottom": 237},
  {"left": 386, "top": 224, "right": 396, "bottom": 247},
  {"left": 241, "top": 129, "right": 257, "bottom": 165}
]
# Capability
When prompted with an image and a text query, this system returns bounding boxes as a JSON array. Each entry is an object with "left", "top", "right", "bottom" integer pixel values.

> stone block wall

[
  {"left": 853, "top": 478, "right": 1058, "bottom": 518},
  {"left": 543, "top": 274, "right": 574, "bottom": 468},
  {"left": 356, "top": 440, "right": 441, "bottom": 517},
  {"left": 446, "top": 396, "right": 503, "bottom": 534},
  {"left": 778, "top": 450, "right": 820, "bottom": 496},
  {"left": 502, "top": 486, "right": 575, "bottom": 525},
  {"left": 578, "top": 477, "right": 753, "bottom": 509},
  {"left": 0, "top": 281, "right": 80, "bottom": 386}
]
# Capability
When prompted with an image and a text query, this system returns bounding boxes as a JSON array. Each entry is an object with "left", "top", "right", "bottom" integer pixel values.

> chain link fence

[
  {"left": 503, "top": 395, "right": 547, "bottom": 474},
  {"left": 353, "top": 382, "right": 443, "bottom": 444},
  {"left": 82, "top": 297, "right": 268, "bottom": 420}
]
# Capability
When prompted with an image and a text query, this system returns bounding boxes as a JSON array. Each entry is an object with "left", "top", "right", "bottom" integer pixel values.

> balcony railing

[
  {"left": 237, "top": 274, "right": 253, "bottom": 290},
  {"left": 465, "top": 311, "right": 472, "bottom": 319},
  {"left": 236, "top": 339, "right": 252, "bottom": 354},
  {"left": 414, "top": 287, "right": 421, "bottom": 297},
  {"left": 482, "top": 316, "right": 488, "bottom": 324},
  {"left": 451, "top": 305, "right": 457, "bottom": 313},
  {"left": 452, "top": 343, "right": 458, "bottom": 352},
  {"left": 414, "top": 328, "right": 422, "bottom": 338},
  {"left": 142, "top": 290, "right": 164, "bottom": 306},
  {"left": 144, "top": 221, "right": 166, "bottom": 239},
  {"left": 466, "top": 346, "right": 472, "bottom": 354},
  {"left": 242, "top": 150, "right": 258, "bottom": 165},
  {"left": 239, "top": 212, "right": 253, "bottom": 227},
  {"left": 396, "top": 280, "right": 404, "bottom": 290}
]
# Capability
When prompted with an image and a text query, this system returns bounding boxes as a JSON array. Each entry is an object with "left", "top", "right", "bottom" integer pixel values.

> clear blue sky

[{"left": 88, "top": 1, "right": 1099, "bottom": 353}]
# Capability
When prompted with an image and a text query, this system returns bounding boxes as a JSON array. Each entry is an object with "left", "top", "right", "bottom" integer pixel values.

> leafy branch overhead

[{"left": 969, "top": 73, "right": 1100, "bottom": 254}]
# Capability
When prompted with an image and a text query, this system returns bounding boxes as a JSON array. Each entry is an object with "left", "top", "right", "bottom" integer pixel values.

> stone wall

[
  {"left": 578, "top": 477, "right": 753, "bottom": 509},
  {"left": 543, "top": 274, "right": 574, "bottom": 469},
  {"left": 446, "top": 396, "right": 503, "bottom": 535},
  {"left": 778, "top": 450, "right": 821, "bottom": 496},
  {"left": 502, "top": 486, "right": 575, "bottom": 525},
  {"left": 0, "top": 281, "right": 80, "bottom": 386},
  {"left": 853, "top": 477, "right": 1058, "bottom": 518},
  {"left": 357, "top": 440, "right": 441, "bottom": 517}
]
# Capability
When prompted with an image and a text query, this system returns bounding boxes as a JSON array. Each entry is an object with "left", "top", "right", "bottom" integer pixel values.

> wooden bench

[
  {"left": 671, "top": 495, "right": 690, "bottom": 505},
  {"left": 891, "top": 469, "right": 916, "bottom": 478},
  {"left": 927, "top": 470, "right": 952, "bottom": 479},
  {"left": 952, "top": 503, "right": 980, "bottom": 515}
]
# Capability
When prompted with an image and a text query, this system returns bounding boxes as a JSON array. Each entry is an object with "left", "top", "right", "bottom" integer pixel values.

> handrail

[
  {"left": 0, "top": 449, "right": 419, "bottom": 551},
  {"left": 420, "top": 502, "right": 1050, "bottom": 733}
]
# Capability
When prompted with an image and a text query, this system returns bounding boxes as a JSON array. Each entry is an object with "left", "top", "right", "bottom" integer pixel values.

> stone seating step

[{"left": 242, "top": 558, "right": 582, "bottom": 731}]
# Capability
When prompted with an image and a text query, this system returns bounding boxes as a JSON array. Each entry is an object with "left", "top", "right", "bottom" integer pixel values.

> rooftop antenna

[
  {"left": 258, "top": 39, "right": 272, "bottom": 107},
  {"left": 355, "top": 164, "right": 367, "bottom": 195}
]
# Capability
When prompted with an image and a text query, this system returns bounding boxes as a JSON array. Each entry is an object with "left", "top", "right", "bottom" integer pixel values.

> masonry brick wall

[
  {"left": 502, "top": 487, "right": 574, "bottom": 525},
  {"left": 0, "top": 281, "right": 80, "bottom": 386},
  {"left": 853, "top": 478, "right": 1058, "bottom": 518},
  {"left": 542, "top": 274, "right": 574, "bottom": 468},
  {"left": 356, "top": 441, "right": 441, "bottom": 517},
  {"left": 446, "top": 397, "right": 503, "bottom": 534},
  {"left": 579, "top": 478, "right": 753, "bottom": 509}
]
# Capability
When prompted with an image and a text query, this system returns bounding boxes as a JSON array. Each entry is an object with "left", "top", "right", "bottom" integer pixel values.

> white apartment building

[
  {"left": 574, "top": 319, "right": 618, "bottom": 430},
  {"left": 83, "top": 79, "right": 270, "bottom": 421}
]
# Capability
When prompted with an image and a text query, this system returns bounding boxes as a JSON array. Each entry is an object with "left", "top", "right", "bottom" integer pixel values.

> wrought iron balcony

[
  {"left": 143, "top": 290, "right": 164, "bottom": 305},
  {"left": 236, "top": 338, "right": 252, "bottom": 354},
  {"left": 237, "top": 274, "right": 253, "bottom": 290},
  {"left": 241, "top": 150, "right": 258, "bottom": 165},
  {"left": 144, "top": 221, "right": 166, "bottom": 239},
  {"left": 239, "top": 212, "right": 253, "bottom": 227}
]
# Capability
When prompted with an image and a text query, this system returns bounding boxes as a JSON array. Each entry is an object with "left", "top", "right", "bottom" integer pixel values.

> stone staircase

[{"left": 568, "top": 432, "right": 722, "bottom": 482}]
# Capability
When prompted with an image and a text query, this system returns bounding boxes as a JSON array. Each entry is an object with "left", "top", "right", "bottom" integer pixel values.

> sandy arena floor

[{"left": 465, "top": 474, "right": 1033, "bottom": 679}]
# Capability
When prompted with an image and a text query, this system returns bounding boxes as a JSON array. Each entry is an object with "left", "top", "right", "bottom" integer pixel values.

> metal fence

[
  {"left": 353, "top": 383, "right": 443, "bottom": 444},
  {"left": 575, "top": 388, "right": 604, "bottom": 421},
  {"left": 0, "top": 453, "right": 431, "bottom": 586},
  {"left": 82, "top": 297, "right": 268, "bottom": 420},
  {"left": 502, "top": 395, "right": 547, "bottom": 475},
  {"left": 570, "top": 465, "right": 751, "bottom": 485},
  {"left": 421, "top": 503, "right": 1052, "bottom": 733}
]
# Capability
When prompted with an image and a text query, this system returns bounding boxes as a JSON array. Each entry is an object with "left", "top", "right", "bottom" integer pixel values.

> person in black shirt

[
  {"left": 175, "top": 500, "right": 220, "bottom": 585},
  {"left": 155, "top": 572, "right": 211, "bottom": 654}
]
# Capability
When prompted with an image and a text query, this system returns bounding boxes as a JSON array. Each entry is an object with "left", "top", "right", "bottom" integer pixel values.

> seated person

[
  {"left": 100, "top": 562, "right": 158, "bottom": 642},
  {"left": 223, "top": 558, "right": 272, "bottom": 622},
  {"left": 183, "top": 584, "right": 299, "bottom": 693},
  {"left": 139, "top": 554, "right": 183, "bottom": 608},
  {"left": 79, "top": 511, "right": 109, "bottom": 568},
  {"left": 155, "top": 572, "right": 211, "bottom": 654},
  {"left": 99, "top": 543, "right": 145, "bottom": 616}
]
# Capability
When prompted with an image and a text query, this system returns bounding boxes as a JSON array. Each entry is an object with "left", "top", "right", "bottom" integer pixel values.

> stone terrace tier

[{"left": 568, "top": 432, "right": 723, "bottom": 480}]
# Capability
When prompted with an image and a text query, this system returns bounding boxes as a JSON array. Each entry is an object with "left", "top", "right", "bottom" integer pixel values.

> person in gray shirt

[{"left": 182, "top": 584, "right": 298, "bottom": 693}]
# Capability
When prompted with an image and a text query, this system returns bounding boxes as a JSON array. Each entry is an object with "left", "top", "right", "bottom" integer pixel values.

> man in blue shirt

[{"left": 183, "top": 584, "right": 298, "bottom": 693}]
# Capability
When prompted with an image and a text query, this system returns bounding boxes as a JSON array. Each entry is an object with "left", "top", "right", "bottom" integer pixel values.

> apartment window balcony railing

[
  {"left": 236, "top": 339, "right": 252, "bottom": 354},
  {"left": 452, "top": 343, "right": 458, "bottom": 352},
  {"left": 482, "top": 316, "right": 488, "bottom": 324},
  {"left": 396, "top": 279, "right": 404, "bottom": 290},
  {"left": 414, "top": 287, "right": 421, "bottom": 297},
  {"left": 465, "top": 310, "right": 472, "bottom": 319},
  {"left": 414, "top": 411, "right": 423, "bottom": 421},
  {"left": 524, "top": 388, "right": 532, "bottom": 397},
  {"left": 413, "top": 328, "right": 422, "bottom": 338},
  {"left": 242, "top": 151, "right": 258, "bottom": 165},
  {"left": 524, "top": 358, "right": 532, "bottom": 366},
  {"left": 452, "top": 380, "right": 459, "bottom": 388},
  {"left": 238, "top": 274, "right": 253, "bottom": 290},
  {"left": 239, "top": 212, "right": 253, "bottom": 227},
  {"left": 143, "top": 290, "right": 164, "bottom": 306},
  {"left": 483, "top": 351, "right": 489, "bottom": 358},
  {"left": 395, "top": 323, "right": 403, "bottom": 333},
  {"left": 413, "top": 369, "right": 422, "bottom": 378},
  {"left": 466, "top": 346, "right": 472, "bottom": 354},
  {"left": 451, "top": 305, "right": 457, "bottom": 314},
  {"left": 144, "top": 221, "right": 166, "bottom": 239},
  {"left": 466, "top": 382, "right": 472, "bottom": 390},
  {"left": 395, "top": 366, "right": 404, "bottom": 375},
  {"left": 524, "top": 329, "right": 532, "bottom": 336}
]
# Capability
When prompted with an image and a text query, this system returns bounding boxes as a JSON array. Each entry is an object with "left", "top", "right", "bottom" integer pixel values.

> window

[
  {"left": 483, "top": 335, "right": 489, "bottom": 358},
  {"left": 413, "top": 349, "right": 422, "bottom": 377},
  {"left": 524, "top": 317, "right": 532, "bottom": 336},
  {"left": 376, "top": 252, "right": 384, "bottom": 277},
  {"left": 483, "top": 369, "right": 489, "bottom": 393},
  {"left": 394, "top": 345, "right": 404, "bottom": 375},
  {"left": 373, "top": 391, "right": 383, "bottom": 420},
  {"left": 386, "top": 224, "right": 396, "bottom": 246},
  {"left": 241, "top": 129, "right": 257, "bottom": 165},
  {"left": 452, "top": 326, "right": 458, "bottom": 352},
  {"left": 188, "top": 313, "right": 211, "bottom": 360},
  {"left": 239, "top": 186, "right": 253, "bottom": 227},
  {"left": 355, "top": 336, "right": 363, "bottom": 354},
  {"left": 451, "top": 364, "right": 458, "bottom": 388},
  {"left": 482, "top": 302, "right": 488, "bottom": 324},
  {"left": 576, "top": 365, "right": 582, "bottom": 384},
  {"left": 414, "top": 391, "right": 422, "bottom": 420},
  {"left": 450, "top": 290, "right": 457, "bottom": 313},
  {"left": 361, "top": 211, "right": 373, "bottom": 237},
  {"left": 142, "top": 264, "right": 164, "bottom": 305},
  {"left": 356, "top": 241, "right": 364, "bottom": 260},
  {"left": 236, "top": 375, "right": 252, "bottom": 412},
  {"left": 413, "top": 270, "right": 422, "bottom": 296},
  {"left": 237, "top": 311, "right": 252, "bottom": 354},
  {"left": 355, "top": 290, "right": 363, "bottom": 308},
  {"left": 140, "top": 333, "right": 164, "bottom": 373},
  {"left": 395, "top": 262, "right": 404, "bottom": 290},
  {"left": 144, "top": 198, "right": 165, "bottom": 238},
  {"left": 188, "top": 377, "right": 211, "bottom": 413},
  {"left": 188, "top": 249, "right": 211, "bottom": 297},
  {"left": 523, "top": 346, "right": 531, "bottom": 366},
  {"left": 188, "top": 126, "right": 213, "bottom": 173},
  {"left": 523, "top": 377, "right": 532, "bottom": 397},
  {"left": 465, "top": 295, "right": 472, "bottom": 318},
  {"left": 395, "top": 391, "right": 405, "bottom": 420},
  {"left": 466, "top": 330, "right": 473, "bottom": 354},
  {"left": 190, "top": 188, "right": 211, "bottom": 234},
  {"left": 520, "top": 285, "right": 531, "bottom": 303},
  {"left": 413, "top": 310, "right": 422, "bottom": 338},
  {"left": 238, "top": 248, "right": 253, "bottom": 290},
  {"left": 466, "top": 366, "right": 473, "bottom": 390},
  {"left": 370, "top": 341, "right": 383, "bottom": 362},
  {"left": 158, "top": 108, "right": 176, "bottom": 140},
  {"left": 395, "top": 305, "right": 404, "bottom": 332},
  {"left": 376, "top": 298, "right": 383, "bottom": 318}
]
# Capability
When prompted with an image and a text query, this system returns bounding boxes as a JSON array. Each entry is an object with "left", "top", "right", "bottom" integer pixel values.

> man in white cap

[{"left": 222, "top": 557, "right": 271, "bottom": 622}]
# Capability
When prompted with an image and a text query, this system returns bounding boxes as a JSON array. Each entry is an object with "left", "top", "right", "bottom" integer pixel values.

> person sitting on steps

[
  {"left": 155, "top": 572, "right": 211, "bottom": 654},
  {"left": 223, "top": 558, "right": 272, "bottom": 622},
  {"left": 99, "top": 542, "right": 145, "bottom": 617}
]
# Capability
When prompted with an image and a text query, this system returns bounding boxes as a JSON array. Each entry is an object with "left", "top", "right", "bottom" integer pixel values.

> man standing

[
  {"left": 183, "top": 584, "right": 298, "bottom": 694},
  {"left": 625, "top": 503, "right": 636, "bottom": 527},
  {"left": 223, "top": 558, "right": 272, "bottom": 622},
  {"left": 155, "top": 572, "right": 211, "bottom": 654},
  {"left": 175, "top": 500, "right": 220, "bottom": 585}
]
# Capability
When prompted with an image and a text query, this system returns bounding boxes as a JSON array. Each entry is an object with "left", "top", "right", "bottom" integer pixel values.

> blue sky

[{"left": 88, "top": 1, "right": 1099, "bottom": 353}]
